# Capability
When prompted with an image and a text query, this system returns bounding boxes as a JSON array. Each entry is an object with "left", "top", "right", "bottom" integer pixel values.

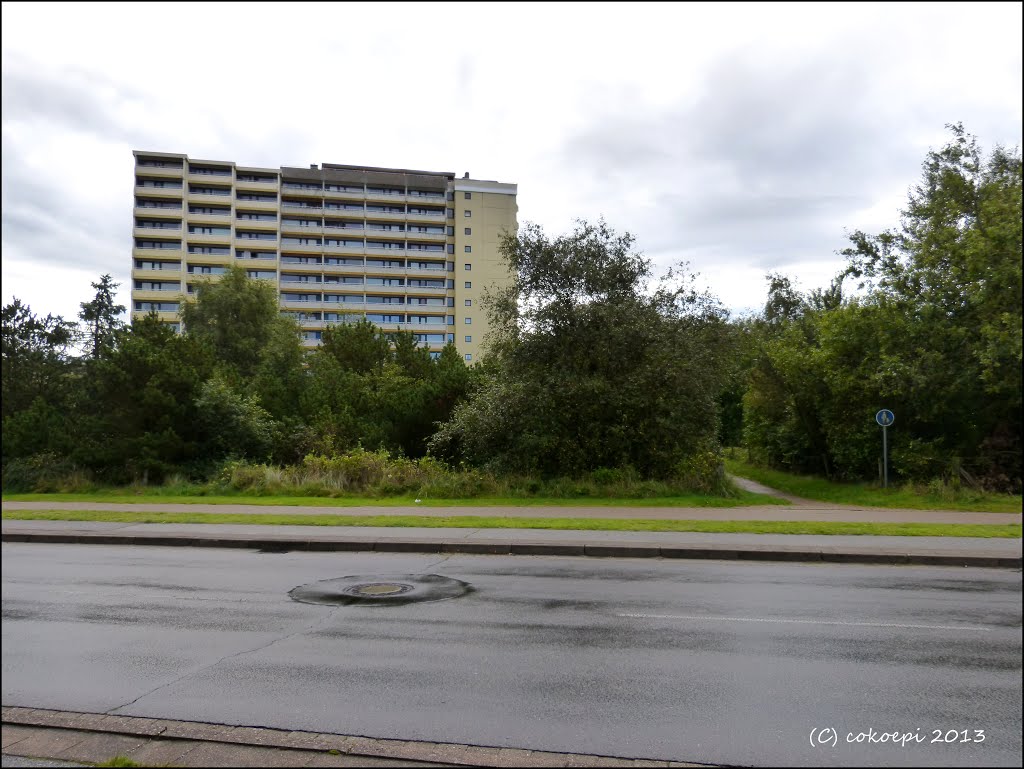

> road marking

[{"left": 617, "top": 613, "right": 994, "bottom": 631}]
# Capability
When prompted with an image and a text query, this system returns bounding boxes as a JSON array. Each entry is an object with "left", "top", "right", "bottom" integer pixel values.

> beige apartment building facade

[{"left": 131, "top": 151, "right": 518, "bottom": 362}]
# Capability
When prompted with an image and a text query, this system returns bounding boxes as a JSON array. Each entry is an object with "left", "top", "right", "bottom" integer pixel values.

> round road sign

[{"left": 876, "top": 409, "right": 895, "bottom": 427}]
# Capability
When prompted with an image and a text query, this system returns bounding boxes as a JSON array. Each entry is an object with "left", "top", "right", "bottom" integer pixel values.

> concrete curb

[
  {"left": 2, "top": 529, "right": 1020, "bottom": 568},
  {"left": 1, "top": 706, "right": 706, "bottom": 767}
]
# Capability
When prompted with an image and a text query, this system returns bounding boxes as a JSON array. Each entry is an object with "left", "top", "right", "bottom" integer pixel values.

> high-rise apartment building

[{"left": 131, "top": 152, "right": 517, "bottom": 362}]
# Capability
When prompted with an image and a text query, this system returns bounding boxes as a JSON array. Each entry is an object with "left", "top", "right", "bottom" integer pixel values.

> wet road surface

[{"left": 2, "top": 544, "right": 1021, "bottom": 767}]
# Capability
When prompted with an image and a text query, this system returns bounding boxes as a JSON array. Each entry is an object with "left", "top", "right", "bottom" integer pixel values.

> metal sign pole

[
  {"left": 875, "top": 409, "right": 895, "bottom": 490},
  {"left": 882, "top": 424, "right": 888, "bottom": 489}
]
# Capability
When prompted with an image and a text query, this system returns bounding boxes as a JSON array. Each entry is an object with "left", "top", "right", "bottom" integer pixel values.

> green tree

[
  {"left": 319, "top": 318, "right": 391, "bottom": 374},
  {"left": 1, "top": 299, "right": 77, "bottom": 424},
  {"left": 72, "top": 315, "right": 214, "bottom": 483},
  {"left": 78, "top": 274, "right": 125, "bottom": 359},
  {"left": 180, "top": 266, "right": 297, "bottom": 381},
  {"left": 430, "top": 219, "right": 733, "bottom": 482},
  {"left": 743, "top": 125, "right": 1022, "bottom": 490}
]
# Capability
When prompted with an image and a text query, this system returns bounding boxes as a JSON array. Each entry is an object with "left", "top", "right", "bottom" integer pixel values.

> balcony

[
  {"left": 323, "top": 187, "right": 366, "bottom": 202},
  {"left": 365, "top": 189, "right": 407, "bottom": 203},
  {"left": 188, "top": 190, "right": 233, "bottom": 205},
  {"left": 406, "top": 264, "right": 448, "bottom": 277},
  {"left": 280, "top": 279, "right": 324, "bottom": 290},
  {"left": 132, "top": 267, "right": 182, "bottom": 282},
  {"left": 188, "top": 172, "right": 233, "bottom": 186},
  {"left": 281, "top": 221, "right": 323, "bottom": 235},
  {"left": 235, "top": 236, "right": 280, "bottom": 248},
  {"left": 133, "top": 204, "right": 183, "bottom": 219},
  {"left": 234, "top": 256, "right": 278, "bottom": 269},
  {"left": 188, "top": 211, "right": 232, "bottom": 225},
  {"left": 407, "top": 191, "right": 446, "bottom": 202},
  {"left": 133, "top": 225, "right": 182, "bottom": 238},
  {"left": 281, "top": 184, "right": 324, "bottom": 199},
  {"left": 133, "top": 245, "right": 183, "bottom": 259},
  {"left": 364, "top": 209, "right": 406, "bottom": 222},
  {"left": 323, "top": 243, "right": 366, "bottom": 255},
  {"left": 187, "top": 232, "right": 232, "bottom": 245},
  {"left": 131, "top": 310, "right": 180, "bottom": 322},
  {"left": 278, "top": 260, "right": 322, "bottom": 273},
  {"left": 280, "top": 297, "right": 323, "bottom": 309},
  {"left": 135, "top": 185, "right": 183, "bottom": 199},
  {"left": 236, "top": 178, "right": 278, "bottom": 192},
  {"left": 322, "top": 301, "right": 368, "bottom": 313},
  {"left": 406, "top": 209, "right": 446, "bottom": 222},
  {"left": 406, "top": 230, "right": 446, "bottom": 242},
  {"left": 365, "top": 227, "right": 406, "bottom": 241},
  {"left": 281, "top": 202, "right": 323, "bottom": 214},
  {"left": 132, "top": 287, "right": 185, "bottom": 301},
  {"left": 234, "top": 198, "right": 278, "bottom": 211},
  {"left": 234, "top": 217, "right": 278, "bottom": 231},
  {"left": 376, "top": 321, "right": 448, "bottom": 332},
  {"left": 365, "top": 283, "right": 407, "bottom": 296},
  {"left": 407, "top": 286, "right": 448, "bottom": 295},
  {"left": 185, "top": 253, "right": 232, "bottom": 266},
  {"left": 134, "top": 165, "right": 183, "bottom": 179},
  {"left": 322, "top": 263, "right": 366, "bottom": 275}
]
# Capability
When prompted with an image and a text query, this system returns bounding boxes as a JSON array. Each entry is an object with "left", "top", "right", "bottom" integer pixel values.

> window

[
  {"left": 464, "top": 192, "right": 472, "bottom": 199},
  {"left": 464, "top": 210, "right": 472, "bottom": 217},
  {"left": 465, "top": 335, "right": 472, "bottom": 343},
  {"left": 464, "top": 227, "right": 471, "bottom": 235},
  {"left": 464, "top": 245, "right": 472, "bottom": 253},
  {"left": 465, "top": 317, "right": 472, "bottom": 325},
  {"left": 446, "top": 226, "right": 455, "bottom": 236},
  {"left": 465, "top": 299, "right": 472, "bottom": 306},
  {"left": 446, "top": 297, "right": 455, "bottom": 307},
  {"left": 464, "top": 264, "right": 472, "bottom": 271},
  {"left": 134, "top": 301, "right": 179, "bottom": 312},
  {"left": 446, "top": 244, "right": 455, "bottom": 254},
  {"left": 465, "top": 354, "right": 472, "bottom": 361},
  {"left": 464, "top": 281, "right": 471, "bottom": 288},
  {"left": 446, "top": 208, "right": 454, "bottom": 218},
  {"left": 446, "top": 192, "right": 455, "bottom": 201}
]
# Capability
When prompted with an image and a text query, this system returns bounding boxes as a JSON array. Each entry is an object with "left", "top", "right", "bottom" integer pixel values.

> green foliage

[
  {"left": 180, "top": 265, "right": 294, "bottom": 381},
  {"left": 1, "top": 299, "right": 77, "bottom": 424},
  {"left": 78, "top": 273, "right": 125, "bottom": 359},
  {"left": 194, "top": 375, "right": 276, "bottom": 462},
  {"left": 430, "top": 219, "right": 733, "bottom": 485},
  {"left": 742, "top": 125, "right": 1022, "bottom": 491},
  {"left": 1, "top": 452, "right": 95, "bottom": 493},
  {"left": 70, "top": 314, "right": 214, "bottom": 483}
]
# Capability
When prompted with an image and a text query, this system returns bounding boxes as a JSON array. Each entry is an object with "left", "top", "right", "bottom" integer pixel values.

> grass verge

[
  {"left": 3, "top": 509, "right": 1020, "bottom": 537},
  {"left": 725, "top": 457, "right": 1022, "bottom": 514},
  {"left": 0, "top": 490, "right": 787, "bottom": 507}
]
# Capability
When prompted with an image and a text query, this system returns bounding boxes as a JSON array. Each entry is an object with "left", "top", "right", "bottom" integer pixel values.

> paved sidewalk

[
  {"left": 1, "top": 707, "right": 701, "bottom": 767},
  {"left": 3, "top": 500, "right": 1020, "bottom": 524},
  {"left": 3, "top": 519, "right": 1020, "bottom": 567}
]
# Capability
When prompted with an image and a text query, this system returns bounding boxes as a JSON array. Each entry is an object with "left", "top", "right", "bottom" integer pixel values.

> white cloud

[{"left": 2, "top": 1, "right": 1021, "bottom": 321}]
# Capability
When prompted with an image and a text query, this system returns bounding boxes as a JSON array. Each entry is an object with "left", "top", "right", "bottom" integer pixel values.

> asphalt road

[{"left": 2, "top": 544, "right": 1021, "bottom": 767}]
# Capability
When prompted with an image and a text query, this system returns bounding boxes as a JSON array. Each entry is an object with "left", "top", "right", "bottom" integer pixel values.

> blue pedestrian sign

[{"left": 876, "top": 409, "right": 895, "bottom": 427}]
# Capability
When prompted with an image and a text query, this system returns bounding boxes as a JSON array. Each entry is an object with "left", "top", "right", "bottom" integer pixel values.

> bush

[{"left": 2, "top": 453, "right": 96, "bottom": 493}]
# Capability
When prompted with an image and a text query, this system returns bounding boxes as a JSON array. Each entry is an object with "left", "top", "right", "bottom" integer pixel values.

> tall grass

[{"left": 2, "top": 448, "right": 742, "bottom": 500}]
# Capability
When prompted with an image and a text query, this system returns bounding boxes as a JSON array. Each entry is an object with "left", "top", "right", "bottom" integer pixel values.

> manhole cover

[
  {"left": 343, "top": 582, "right": 414, "bottom": 597},
  {"left": 289, "top": 574, "right": 472, "bottom": 606}
]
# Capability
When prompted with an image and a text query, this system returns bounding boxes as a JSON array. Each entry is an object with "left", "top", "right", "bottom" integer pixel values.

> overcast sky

[{"left": 2, "top": 1, "right": 1021, "bottom": 321}]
